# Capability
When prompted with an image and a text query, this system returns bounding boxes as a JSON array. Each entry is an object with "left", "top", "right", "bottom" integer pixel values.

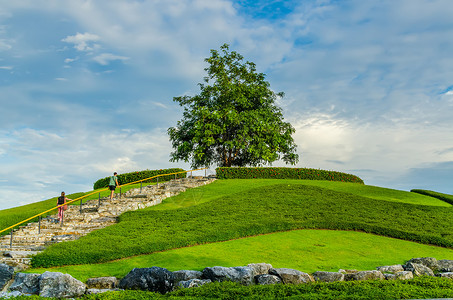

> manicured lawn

[
  {"left": 29, "top": 229, "right": 453, "bottom": 282},
  {"left": 31, "top": 181, "right": 453, "bottom": 268}
]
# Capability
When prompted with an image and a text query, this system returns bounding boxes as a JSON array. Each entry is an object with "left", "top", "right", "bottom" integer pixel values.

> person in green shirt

[{"left": 109, "top": 172, "right": 119, "bottom": 200}]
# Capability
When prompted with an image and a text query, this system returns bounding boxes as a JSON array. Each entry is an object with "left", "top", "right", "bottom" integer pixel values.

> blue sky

[{"left": 1, "top": 0, "right": 453, "bottom": 210}]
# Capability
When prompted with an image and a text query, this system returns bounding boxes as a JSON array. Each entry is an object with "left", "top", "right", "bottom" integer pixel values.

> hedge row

[
  {"left": 411, "top": 189, "right": 453, "bottom": 205},
  {"left": 215, "top": 167, "right": 364, "bottom": 184},
  {"left": 93, "top": 168, "right": 186, "bottom": 190}
]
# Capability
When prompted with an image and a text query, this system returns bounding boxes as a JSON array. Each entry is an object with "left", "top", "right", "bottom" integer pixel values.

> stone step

[
  {"left": 1, "top": 177, "right": 215, "bottom": 270},
  {"left": 2, "top": 250, "right": 39, "bottom": 258}
]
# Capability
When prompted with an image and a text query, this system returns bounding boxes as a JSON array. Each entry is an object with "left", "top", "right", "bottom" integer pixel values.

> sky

[{"left": 1, "top": 0, "right": 453, "bottom": 210}]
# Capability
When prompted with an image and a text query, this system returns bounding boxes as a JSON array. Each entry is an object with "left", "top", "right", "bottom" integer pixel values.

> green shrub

[
  {"left": 216, "top": 167, "right": 364, "bottom": 184},
  {"left": 93, "top": 168, "right": 186, "bottom": 190},
  {"left": 411, "top": 189, "right": 453, "bottom": 205}
]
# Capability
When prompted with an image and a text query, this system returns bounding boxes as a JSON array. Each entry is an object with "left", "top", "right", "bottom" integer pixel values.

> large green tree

[{"left": 168, "top": 44, "right": 299, "bottom": 168}]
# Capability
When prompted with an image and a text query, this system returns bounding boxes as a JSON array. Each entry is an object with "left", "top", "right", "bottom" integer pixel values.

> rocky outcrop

[
  {"left": 376, "top": 264, "right": 404, "bottom": 274},
  {"left": 384, "top": 271, "right": 413, "bottom": 281},
  {"left": 436, "top": 272, "right": 453, "bottom": 279},
  {"left": 255, "top": 274, "right": 282, "bottom": 285},
  {"left": 438, "top": 260, "right": 453, "bottom": 272},
  {"left": 1, "top": 257, "right": 453, "bottom": 297},
  {"left": 39, "top": 271, "right": 86, "bottom": 298},
  {"left": 173, "top": 270, "right": 203, "bottom": 285},
  {"left": 348, "top": 270, "right": 385, "bottom": 281},
  {"left": 178, "top": 279, "right": 211, "bottom": 288},
  {"left": 0, "top": 264, "right": 14, "bottom": 290},
  {"left": 8, "top": 273, "right": 40, "bottom": 294},
  {"left": 313, "top": 271, "right": 344, "bottom": 282},
  {"left": 404, "top": 262, "right": 435, "bottom": 277},
  {"left": 86, "top": 277, "right": 118, "bottom": 289},
  {"left": 269, "top": 268, "right": 314, "bottom": 284},
  {"left": 247, "top": 263, "right": 273, "bottom": 277},
  {"left": 406, "top": 257, "right": 439, "bottom": 271},
  {"left": 202, "top": 266, "right": 254, "bottom": 286},
  {"left": 118, "top": 267, "right": 174, "bottom": 294}
]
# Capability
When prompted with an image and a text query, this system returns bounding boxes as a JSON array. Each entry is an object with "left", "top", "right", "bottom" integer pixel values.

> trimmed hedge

[
  {"left": 216, "top": 167, "right": 364, "bottom": 184},
  {"left": 93, "top": 168, "right": 186, "bottom": 190},
  {"left": 411, "top": 189, "right": 453, "bottom": 205}
]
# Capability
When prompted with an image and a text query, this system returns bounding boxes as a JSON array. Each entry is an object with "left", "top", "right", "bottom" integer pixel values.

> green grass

[
  {"left": 31, "top": 180, "right": 453, "bottom": 268},
  {"left": 2, "top": 179, "right": 447, "bottom": 237},
  {"left": 28, "top": 229, "right": 453, "bottom": 282}
]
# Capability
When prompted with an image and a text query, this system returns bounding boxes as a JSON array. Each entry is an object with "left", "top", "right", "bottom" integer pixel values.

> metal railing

[{"left": 0, "top": 168, "right": 208, "bottom": 247}]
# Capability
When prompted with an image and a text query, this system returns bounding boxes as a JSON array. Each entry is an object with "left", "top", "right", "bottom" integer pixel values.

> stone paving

[{"left": 0, "top": 177, "right": 215, "bottom": 270}]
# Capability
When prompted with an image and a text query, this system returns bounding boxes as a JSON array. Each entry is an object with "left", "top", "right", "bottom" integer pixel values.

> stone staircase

[{"left": 0, "top": 177, "right": 215, "bottom": 270}]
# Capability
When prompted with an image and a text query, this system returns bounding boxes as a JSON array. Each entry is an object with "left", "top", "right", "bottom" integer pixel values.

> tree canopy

[{"left": 168, "top": 44, "right": 299, "bottom": 168}]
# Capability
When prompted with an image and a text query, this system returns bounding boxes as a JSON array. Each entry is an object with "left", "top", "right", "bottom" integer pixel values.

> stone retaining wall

[{"left": 1, "top": 257, "right": 452, "bottom": 298}]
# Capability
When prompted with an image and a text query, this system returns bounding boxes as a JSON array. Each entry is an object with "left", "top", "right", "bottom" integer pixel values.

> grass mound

[{"left": 31, "top": 181, "right": 453, "bottom": 268}]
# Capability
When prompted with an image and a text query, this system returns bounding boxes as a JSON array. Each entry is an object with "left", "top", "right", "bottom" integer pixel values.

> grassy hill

[
  {"left": 29, "top": 179, "right": 453, "bottom": 269},
  {"left": 2, "top": 177, "right": 453, "bottom": 299}
]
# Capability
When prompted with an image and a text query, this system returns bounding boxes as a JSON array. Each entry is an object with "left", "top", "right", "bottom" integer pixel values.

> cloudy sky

[{"left": 1, "top": 0, "right": 453, "bottom": 210}]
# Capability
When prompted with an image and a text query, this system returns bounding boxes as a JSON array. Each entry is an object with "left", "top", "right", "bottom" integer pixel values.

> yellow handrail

[{"left": 0, "top": 168, "right": 208, "bottom": 235}]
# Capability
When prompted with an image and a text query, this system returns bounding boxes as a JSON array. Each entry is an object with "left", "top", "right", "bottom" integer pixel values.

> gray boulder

[
  {"left": 178, "top": 279, "right": 211, "bottom": 288},
  {"left": 406, "top": 257, "right": 438, "bottom": 271},
  {"left": 119, "top": 267, "right": 174, "bottom": 294},
  {"left": 384, "top": 271, "right": 413, "bottom": 281},
  {"left": 269, "top": 268, "right": 314, "bottom": 284},
  {"left": 255, "top": 274, "right": 282, "bottom": 285},
  {"left": 436, "top": 272, "right": 453, "bottom": 279},
  {"left": 173, "top": 270, "right": 203, "bottom": 284},
  {"left": 8, "top": 273, "right": 40, "bottom": 294},
  {"left": 86, "top": 277, "right": 118, "bottom": 289},
  {"left": 313, "top": 271, "right": 344, "bottom": 282},
  {"left": 349, "top": 271, "right": 384, "bottom": 281},
  {"left": 0, "top": 264, "right": 14, "bottom": 290},
  {"left": 202, "top": 266, "right": 254, "bottom": 286},
  {"left": 39, "top": 271, "right": 87, "bottom": 298},
  {"left": 404, "top": 262, "right": 434, "bottom": 277},
  {"left": 247, "top": 263, "right": 273, "bottom": 277},
  {"left": 86, "top": 288, "right": 122, "bottom": 294},
  {"left": 437, "top": 260, "right": 453, "bottom": 272},
  {"left": 0, "top": 291, "right": 24, "bottom": 298},
  {"left": 376, "top": 265, "right": 404, "bottom": 274},
  {"left": 339, "top": 269, "right": 358, "bottom": 281}
]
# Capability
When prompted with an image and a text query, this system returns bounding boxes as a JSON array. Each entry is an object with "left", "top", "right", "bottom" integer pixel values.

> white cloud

[
  {"left": 152, "top": 101, "right": 169, "bottom": 109},
  {"left": 0, "top": 127, "right": 176, "bottom": 209},
  {"left": 291, "top": 111, "right": 453, "bottom": 191},
  {"left": 93, "top": 53, "right": 129, "bottom": 65},
  {"left": 64, "top": 57, "right": 78, "bottom": 63},
  {"left": 61, "top": 32, "right": 100, "bottom": 52},
  {"left": 0, "top": 39, "right": 12, "bottom": 50},
  {"left": 1, "top": 0, "right": 453, "bottom": 208}
]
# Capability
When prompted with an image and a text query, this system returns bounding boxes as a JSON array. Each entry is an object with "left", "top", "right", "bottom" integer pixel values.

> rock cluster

[
  {"left": 0, "top": 177, "right": 215, "bottom": 270},
  {"left": 1, "top": 257, "right": 453, "bottom": 298}
]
